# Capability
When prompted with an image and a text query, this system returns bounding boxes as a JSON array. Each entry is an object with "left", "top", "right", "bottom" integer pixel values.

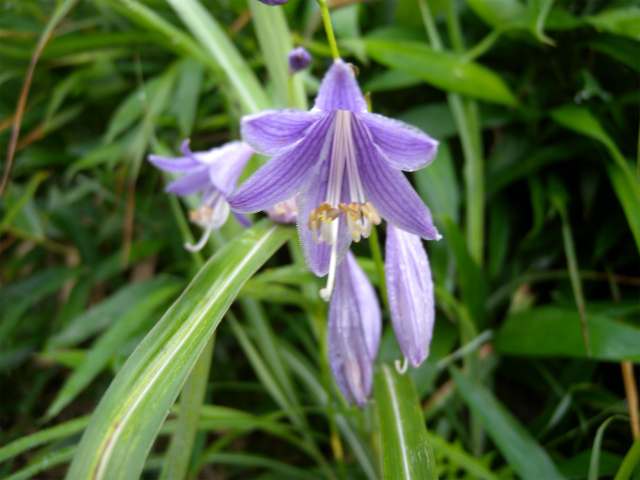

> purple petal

[
  {"left": 346, "top": 253, "right": 381, "bottom": 357},
  {"left": 241, "top": 109, "right": 320, "bottom": 156},
  {"left": 148, "top": 153, "right": 200, "bottom": 173},
  {"left": 232, "top": 211, "right": 252, "bottom": 228},
  {"left": 351, "top": 116, "right": 441, "bottom": 240},
  {"left": 297, "top": 145, "right": 351, "bottom": 276},
  {"left": 165, "top": 168, "right": 210, "bottom": 196},
  {"left": 205, "top": 142, "right": 254, "bottom": 196},
  {"left": 358, "top": 112, "right": 439, "bottom": 171},
  {"left": 229, "top": 112, "right": 336, "bottom": 214},
  {"left": 328, "top": 251, "right": 381, "bottom": 407},
  {"left": 385, "top": 225, "right": 435, "bottom": 367},
  {"left": 314, "top": 59, "right": 368, "bottom": 114}
]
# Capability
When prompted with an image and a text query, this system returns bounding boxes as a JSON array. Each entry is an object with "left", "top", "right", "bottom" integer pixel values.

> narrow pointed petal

[
  {"left": 165, "top": 168, "right": 210, "bottom": 196},
  {"left": 297, "top": 151, "right": 351, "bottom": 276},
  {"left": 314, "top": 59, "right": 368, "bottom": 114},
  {"left": 148, "top": 154, "right": 200, "bottom": 173},
  {"left": 205, "top": 142, "right": 254, "bottom": 196},
  {"left": 352, "top": 116, "right": 441, "bottom": 240},
  {"left": 229, "top": 112, "right": 335, "bottom": 214},
  {"left": 358, "top": 112, "right": 439, "bottom": 171},
  {"left": 241, "top": 109, "right": 320, "bottom": 156},
  {"left": 346, "top": 253, "right": 381, "bottom": 357},
  {"left": 232, "top": 211, "right": 252, "bottom": 228},
  {"left": 385, "top": 226, "right": 435, "bottom": 367},
  {"left": 329, "top": 252, "right": 381, "bottom": 407}
]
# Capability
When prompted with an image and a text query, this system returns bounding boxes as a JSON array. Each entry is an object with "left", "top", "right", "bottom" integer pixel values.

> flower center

[
  {"left": 185, "top": 191, "right": 230, "bottom": 252},
  {"left": 308, "top": 110, "right": 381, "bottom": 301}
]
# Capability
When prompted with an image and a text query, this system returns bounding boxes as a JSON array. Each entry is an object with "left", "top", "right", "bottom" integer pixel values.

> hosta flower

[
  {"left": 266, "top": 195, "right": 298, "bottom": 224},
  {"left": 288, "top": 47, "right": 312, "bottom": 73},
  {"left": 385, "top": 225, "right": 435, "bottom": 368},
  {"left": 229, "top": 59, "right": 440, "bottom": 300},
  {"left": 148, "top": 140, "right": 253, "bottom": 251},
  {"left": 329, "top": 251, "right": 381, "bottom": 407},
  {"left": 256, "top": 0, "right": 290, "bottom": 5}
]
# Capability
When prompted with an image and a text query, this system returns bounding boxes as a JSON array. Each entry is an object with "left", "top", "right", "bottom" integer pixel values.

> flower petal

[
  {"left": 314, "top": 59, "right": 368, "bottom": 114},
  {"left": 297, "top": 150, "right": 351, "bottom": 276},
  {"left": 232, "top": 211, "right": 252, "bottom": 228},
  {"left": 241, "top": 109, "right": 320, "bottom": 156},
  {"left": 205, "top": 142, "right": 254, "bottom": 196},
  {"left": 165, "top": 168, "right": 210, "bottom": 196},
  {"left": 385, "top": 225, "right": 435, "bottom": 367},
  {"left": 328, "top": 251, "right": 380, "bottom": 407},
  {"left": 148, "top": 153, "right": 200, "bottom": 173},
  {"left": 346, "top": 253, "right": 381, "bottom": 357},
  {"left": 352, "top": 116, "right": 441, "bottom": 240},
  {"left": 229, "top": 112, "right": 336, "bottom": 214},
  {"left": 358, "top": 112, "right": 439, "bottom": 171}
]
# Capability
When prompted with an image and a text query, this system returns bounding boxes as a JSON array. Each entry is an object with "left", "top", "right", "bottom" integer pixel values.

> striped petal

[
  {"left": 358, "top": 112, "right": 439, "bottom": 171},
  {"left": 314, "top": 59, "right": 368, "bottom": 114},
  {"left": 351, "top": 116, "right": 441, "bottom": 241},
  {"left": 229, "top": 112, "right": 335, "bottom": 214},
  {"left": 329, "top": 251, "right": 381, "bottom": 407},
  {"left": 385, "top": 225, "right": 435, "bottom": 367},
  {"left": 241, "top": 109, "right": 320, "bottom": 156}
]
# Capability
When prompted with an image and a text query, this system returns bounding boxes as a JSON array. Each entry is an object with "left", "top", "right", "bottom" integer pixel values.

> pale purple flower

[
  {"left": 148, "top": 140, "right": 253, "bottom": 251},
  {"left": 257, "top": 0, "right": 290, "bottom": 4},
  {"left": 228, "top": 59, "right": 440, "bottom": 301},
  {"left": 329, "top": 251, "right": 381, "bottom": 407},
  {"left": 385, "top": 225, "right": 435, "bottom": 368},
  {"left": 266, "top": 195, "right": 298, "bottom": 224},
  {"left": 288, "top": 47, "right": 311, "bottom": 73}
]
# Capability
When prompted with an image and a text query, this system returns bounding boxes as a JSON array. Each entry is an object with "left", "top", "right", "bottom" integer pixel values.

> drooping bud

[
  {"left": 329, "top": 252, "right": 381, "bottom": 407},
  {"left": 288, "top": 46, "right": 312, "bottom": 73},
  {"left": 385, "top": 225, "right": 435, "bottom": 368}
]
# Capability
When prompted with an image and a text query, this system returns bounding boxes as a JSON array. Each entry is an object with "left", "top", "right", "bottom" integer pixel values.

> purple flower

[
  {"left": 288, "top": 47, "right": 312, "bottom": 73},
  {"left": 329, "top": 251, "right": 381, "bottom": 407},
  {"left": 228, "top": 59, "right": 440, "bottom": 301},
  {"left": 256, "top": 0, "right": 291, "bottom": 4},
  {"left": 148, "top": 140, "right": 254, "bottom": 251},
  {"left": 266, "top": 194, "right": 298, "bottom": 224},
  {"left": 385, "top": 225, "right": 435, "bottom": 368}
]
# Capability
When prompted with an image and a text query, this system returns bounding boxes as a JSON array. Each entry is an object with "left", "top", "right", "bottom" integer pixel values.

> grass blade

[
  {"left": 450, "top": 366, "right": 565, "bottom": 479},
  {"left": 374, "top": 364, "right": 439, "bottom": 480},
  {"left": 166, "top": 0, "right": 270, "bottom": 114},
  {"left": 64, "top": 220, "right": 292, "bottom": 480}
]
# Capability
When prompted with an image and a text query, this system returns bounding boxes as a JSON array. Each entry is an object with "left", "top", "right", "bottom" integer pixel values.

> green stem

[
  {"left": 160, "top": 336, "right": 215, "bottom": 480},
  {"left": 317, "top": 0, "right": 340, "bottom": 60}
]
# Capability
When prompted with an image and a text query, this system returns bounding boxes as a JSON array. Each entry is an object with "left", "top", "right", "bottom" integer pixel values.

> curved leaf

[
  {"left": 364, "top": 39, "right": 518, "bottom": 105},
  {"left": 374, "top": 364, "right": 438, "bottom": 480},
  {"left": 65, "top": 220, "right": 292, "bottom": 480}
]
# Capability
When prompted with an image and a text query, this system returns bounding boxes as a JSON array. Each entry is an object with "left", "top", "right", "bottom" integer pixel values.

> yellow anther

[{"left": 361, "top": 202, "right": 381, "bottom": 225}]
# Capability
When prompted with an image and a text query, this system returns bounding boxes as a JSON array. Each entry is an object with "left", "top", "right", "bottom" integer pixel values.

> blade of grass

[{"left": 64, "top": 220, "right": 292, "bottom": 480}]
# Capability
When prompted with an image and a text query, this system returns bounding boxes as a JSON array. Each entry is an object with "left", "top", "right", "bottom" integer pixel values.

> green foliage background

[{"left": 1, "top": 0, "right": 639, "bottom": 478}]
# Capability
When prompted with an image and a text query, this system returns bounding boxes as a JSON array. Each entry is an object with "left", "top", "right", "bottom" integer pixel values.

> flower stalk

[{"left": 317, "top": 0, "right": 340, "bottom": 60}]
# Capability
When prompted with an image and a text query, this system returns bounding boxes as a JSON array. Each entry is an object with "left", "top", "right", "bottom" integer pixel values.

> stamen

[
  {"left": 319, "top": 221, "right": 339, "bottom": 301},
  {"left": 394, "top": 357, "right": 409, "bottom": 375},
  {"left": 184, "top": 224, "right": 214, "bottom": 252}
]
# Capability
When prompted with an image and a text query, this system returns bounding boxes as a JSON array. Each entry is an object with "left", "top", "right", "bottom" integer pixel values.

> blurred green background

[{"left": 1, "top": 0, "right": 639, "bottom": 479}]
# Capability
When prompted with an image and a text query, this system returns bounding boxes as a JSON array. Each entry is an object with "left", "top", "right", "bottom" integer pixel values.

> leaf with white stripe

[
  {"left": 374, "top": 364, "right": 438, "bottom": 480},
  {"left": 64, "top": 220, "right": 292, "bottom": 480}
]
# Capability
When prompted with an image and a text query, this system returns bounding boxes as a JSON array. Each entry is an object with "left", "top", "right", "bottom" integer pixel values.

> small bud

[{"left": 288, "top": 46, "right": 312, "bottom": 73}]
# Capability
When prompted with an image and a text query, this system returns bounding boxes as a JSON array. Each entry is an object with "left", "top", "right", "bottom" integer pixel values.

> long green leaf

[
  {"left": 451, "top": 367, "right": 565, "bottom": 479},
  {"left": 248, "top": 2, "right": 307, "bottom": 109},
  {"left": 65, "top": 220, "right": 292, "bottom": 480},
  {"left": 494, "top": 307, "right": 640, "bottom": 361},
  {"left": 374, "top": 364, "right": 438, "bottom": 480},
  {"left": 46, "top": 277, "right": 182, "bottom": 419},
  {"left": 364, "top": 39, "right": 518, "bottom": 105},
  {"left": 166, "top": 0, "right": 270, "bottom": 114},
  {"left": 615, "top": 435, "right": 640, "bottom": 480}
]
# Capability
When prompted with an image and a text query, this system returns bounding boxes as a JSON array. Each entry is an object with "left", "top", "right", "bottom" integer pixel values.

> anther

[{"left": 361, "top": 202, "right": 381, "bottom": 225}]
